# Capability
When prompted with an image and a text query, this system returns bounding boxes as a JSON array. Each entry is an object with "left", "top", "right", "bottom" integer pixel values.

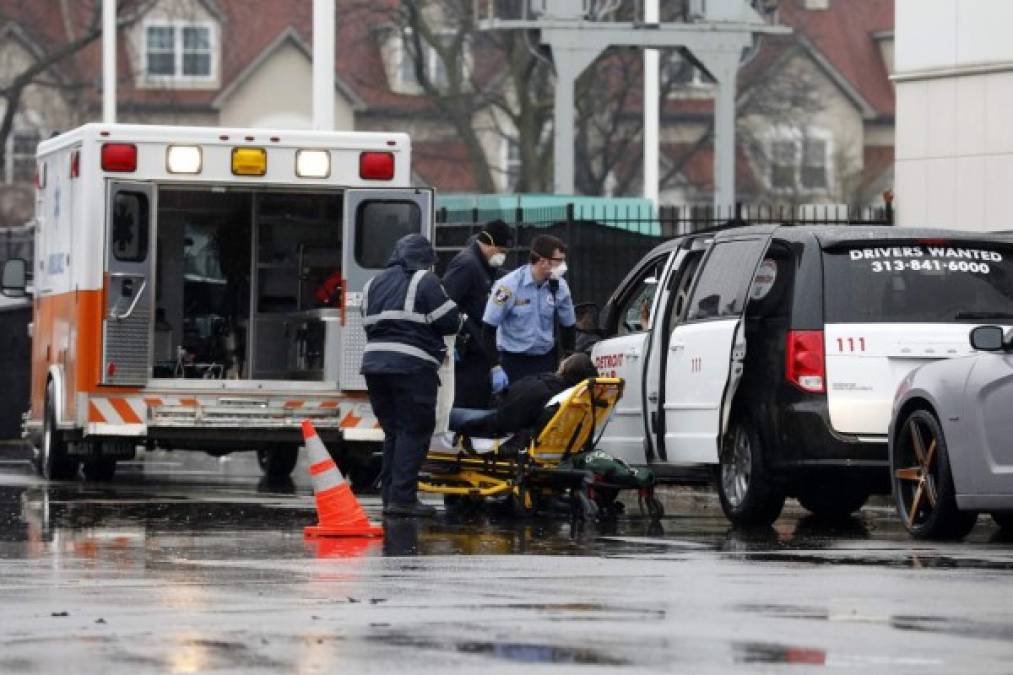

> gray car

[{"left": 889, "top": 325, "right": 1013, "bottom": 539}]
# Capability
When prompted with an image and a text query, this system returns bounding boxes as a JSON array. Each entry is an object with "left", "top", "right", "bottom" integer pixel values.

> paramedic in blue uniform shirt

[
  {"left": 360, "top": 234, "right": 460, "bottom": 518},
  {"left": 441, "top": 220, "right": 512, "bottom": 408},
  {"left": 481, "top": 234, "right": 576, "bottom": 389}
]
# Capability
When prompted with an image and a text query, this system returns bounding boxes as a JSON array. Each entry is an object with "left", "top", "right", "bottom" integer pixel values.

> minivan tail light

[
  {"left": 101, "top": 143, "right": 137, "bottom": 172},
  {"left": 359, "top": 152, "right": 394, "bottom": 180},
  {"left": 786, "top": 330, "right": 825, "bottom": 393}
]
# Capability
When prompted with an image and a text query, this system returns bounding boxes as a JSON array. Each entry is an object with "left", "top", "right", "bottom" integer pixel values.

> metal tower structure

[{"left": 476, "top": 0, "right": 789, "bottom": 210}]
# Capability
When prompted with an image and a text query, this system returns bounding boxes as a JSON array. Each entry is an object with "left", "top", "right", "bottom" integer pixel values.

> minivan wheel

[
  {"left": 35, "top": 381, "right": 79, "bottom": 481},
  {"left": 797, "top": 480, "right": 869, "bottom": 519},
  {"left": 257, "top": 447, "right": 299, "bottom": 479},
  {"left": 717, "top": 417, "right": 786, "bottom": 527},
  {"left": 892, "top": 408, "right": 977, "bottom": 540}
]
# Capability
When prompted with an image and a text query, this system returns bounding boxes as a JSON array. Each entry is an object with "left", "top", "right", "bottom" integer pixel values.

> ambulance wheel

[
  {"left": 257, "top": 446, "right": 299, "bottom": 479},
  {"left": 718, "top": 417, "right": 785, "bottom": 527},
  {"left": 81, "top": 459, "right": 117, "bottom": 482},
  {"left": 892, "top": 409, "right": 977, "bottom": 540},
  {"left": 36, "top": 381, "right": 79, "bottom": 481},
  {"left": 797, "top": 480, "right": 868, "bottom": 519},
  {"left": 444, "top": 493, "right": 481, "bottom": 513}
]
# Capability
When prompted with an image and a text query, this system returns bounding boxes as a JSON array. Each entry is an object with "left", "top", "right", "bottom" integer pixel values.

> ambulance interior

[{"left": 154, "top": 187, "right": 342, "bottom": 381}]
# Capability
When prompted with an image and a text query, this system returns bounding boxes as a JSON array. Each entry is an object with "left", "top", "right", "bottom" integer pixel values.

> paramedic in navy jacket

[
  {"left": 441, "top": 220, "right": 512, "bottom": 408},
  {"left": 360, "top": 234, "right": 461, "bottom": 518}
]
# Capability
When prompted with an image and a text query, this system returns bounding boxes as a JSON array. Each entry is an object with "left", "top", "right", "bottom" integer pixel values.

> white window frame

[
  {"left": 501, "top": 136, "right": 522, "bottom": 192},
  {"left": 395, "top": 28, "right": 470, "bottom": 92},
  {"left": 765, "top": 127, "right": 833, "bottom": 194},
  {"left": 142, "top": 20, "right": 217, "bottom": 83},
  {"left": 3, "top": 113, "right": 45, "bottom": 185}
]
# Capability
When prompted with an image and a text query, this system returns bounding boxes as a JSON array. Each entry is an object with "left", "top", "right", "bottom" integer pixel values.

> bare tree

[{"left": 0, "top": 1, "right": 152, "bottom": 178}]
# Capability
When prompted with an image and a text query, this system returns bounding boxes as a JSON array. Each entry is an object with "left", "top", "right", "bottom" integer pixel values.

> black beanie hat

[{"left": 478, "top": 219, "right": 513, "bottom": 248}]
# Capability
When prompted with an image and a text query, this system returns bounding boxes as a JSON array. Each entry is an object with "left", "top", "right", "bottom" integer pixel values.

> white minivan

[{"left": 591, "top": 225, "right": 1013, "bottom": 526}]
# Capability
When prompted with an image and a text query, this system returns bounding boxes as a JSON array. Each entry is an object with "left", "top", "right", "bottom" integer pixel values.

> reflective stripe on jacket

[{"left": 360, "top": 234, "right": 461, "bottom": 374}]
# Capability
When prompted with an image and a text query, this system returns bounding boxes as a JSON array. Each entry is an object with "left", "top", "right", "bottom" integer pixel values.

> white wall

[{"left": 896, "top": 0, "right": 1013, "bottom": 230}]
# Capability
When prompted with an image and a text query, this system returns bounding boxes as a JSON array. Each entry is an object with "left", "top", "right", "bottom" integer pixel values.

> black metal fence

[
  {"left": 435, "top": 203, "right": 893, "bottom": 307},
  {"left": 0, "top": 227, "right": 33, "bottom": 440}
]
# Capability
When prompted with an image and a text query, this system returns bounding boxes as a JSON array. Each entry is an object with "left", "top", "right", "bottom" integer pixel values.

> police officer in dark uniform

[
  {"left": 361, "top": 234, "right": 460, "bottom": 517},
  {"left": 441, "top": 220, "right": 512, "bottom": 408}
]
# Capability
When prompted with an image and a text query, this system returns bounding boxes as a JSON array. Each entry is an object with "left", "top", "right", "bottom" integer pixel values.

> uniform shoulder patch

[{"left": 493, "top": 285, "right": 512, "bottom": 305}]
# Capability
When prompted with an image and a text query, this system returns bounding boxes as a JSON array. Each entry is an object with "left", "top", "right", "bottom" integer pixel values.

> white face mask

[
  {"left": 488, "top": 252, "right": 507, "bottom": 268},
  {"left": 550, "top": 262, "right": 568, "bottom": 280}
]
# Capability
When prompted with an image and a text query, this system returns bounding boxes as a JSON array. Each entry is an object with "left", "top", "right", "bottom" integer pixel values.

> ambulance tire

[
  {"left": 717, "top": 417, "right": 786, "bottom": 528},
  {"left": 81, "top": 459, "right": 118, "bottom": 482},
  {"left": 36, "top": 381, "right": 79, "bottom": 481},
  {"left": 797, "top": 480, "right": 869, "bottom": 520},
  {"left": 257, "top": 446, "right": 299, "bottom": 479}
]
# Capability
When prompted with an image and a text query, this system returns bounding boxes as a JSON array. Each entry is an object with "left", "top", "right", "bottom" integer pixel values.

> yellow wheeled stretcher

[{"left": 419, "top": 377, "right": 663, "bottom": 520}]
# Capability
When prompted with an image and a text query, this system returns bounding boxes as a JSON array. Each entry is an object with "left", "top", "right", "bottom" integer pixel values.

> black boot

[{"left": 383, "top": 500, "right": 437, "bottom": 518}]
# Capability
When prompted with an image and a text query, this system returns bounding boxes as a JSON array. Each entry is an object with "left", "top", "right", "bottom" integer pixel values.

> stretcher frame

[{"left": 420, "top": 377, "right": 661, "bottom": 518}]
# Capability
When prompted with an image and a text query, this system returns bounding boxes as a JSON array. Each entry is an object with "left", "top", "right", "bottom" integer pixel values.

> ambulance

[{"left": 0, "top": 123, "right": 432, "bottom": 483}]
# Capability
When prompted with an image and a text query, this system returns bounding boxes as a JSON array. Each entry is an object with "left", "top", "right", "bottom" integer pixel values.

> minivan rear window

[{"left": 823, "top": 242, "right": 1013, "bottom": 323}]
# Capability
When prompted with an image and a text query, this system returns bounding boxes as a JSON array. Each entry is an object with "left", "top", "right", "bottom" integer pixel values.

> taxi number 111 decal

[{"left": 836, "top": 337, "right": 866, "bottom": 353}]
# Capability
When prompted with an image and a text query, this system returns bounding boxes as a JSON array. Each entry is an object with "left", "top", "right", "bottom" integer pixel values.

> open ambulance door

[
  {"left": 661, "top": 236, "right": 770, "bottom": 464},
  {"left": 102, "top": 181, "right": 155, "bottom": 386},
  {"left": 340, "top": 188, "right": 434, "bottom": 390}
]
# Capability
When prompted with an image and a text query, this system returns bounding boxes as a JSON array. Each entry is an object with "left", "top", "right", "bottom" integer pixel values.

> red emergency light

[
  {"left": 101, "top": 143, "right": 137, "bottom": 172},
  {"left": 359, "top": 152, "right": 394, "bottom": 180}
]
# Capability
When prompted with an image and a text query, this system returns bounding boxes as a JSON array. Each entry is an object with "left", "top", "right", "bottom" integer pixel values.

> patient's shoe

[{"left": 383, "top": 500, "right": 437, "bottom": 518}]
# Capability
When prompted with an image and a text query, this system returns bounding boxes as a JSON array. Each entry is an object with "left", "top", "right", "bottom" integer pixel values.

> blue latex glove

[
  {"left": 490, "top": 365, "right": 509, "bottom": 394},
  {"left": 454, "top": 347, "right": 461, "bottom": 362}
]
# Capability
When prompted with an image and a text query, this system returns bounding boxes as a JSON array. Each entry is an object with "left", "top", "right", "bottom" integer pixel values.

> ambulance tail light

[
  {"left": 786, "top": 330, "right": 825, "bottom": 394},
  {"left": 101, "top": 143, "right": 137, "bottom": 172},
  {"left": 359, "top": 152, "right": 394, "bottom": 180}
]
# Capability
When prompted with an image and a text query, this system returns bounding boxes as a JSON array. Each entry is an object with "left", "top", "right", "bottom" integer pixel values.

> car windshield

[{"left": 823, "top": 241, "right": 1013, "bottom": 323}]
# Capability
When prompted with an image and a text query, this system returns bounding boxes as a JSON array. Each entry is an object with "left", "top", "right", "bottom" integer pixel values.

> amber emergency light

[{"left": 232, "top": 147, "right": 267, "bottom": 176}]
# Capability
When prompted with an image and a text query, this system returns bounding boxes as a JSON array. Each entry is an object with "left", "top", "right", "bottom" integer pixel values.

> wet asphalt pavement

[{"left": 2, "top": 443, "right": 1013, "bottom": 673}]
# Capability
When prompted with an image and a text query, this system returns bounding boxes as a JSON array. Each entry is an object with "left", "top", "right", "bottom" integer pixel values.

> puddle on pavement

[{"left": 369, "top": 632, "right": 629, "bottom": 665}]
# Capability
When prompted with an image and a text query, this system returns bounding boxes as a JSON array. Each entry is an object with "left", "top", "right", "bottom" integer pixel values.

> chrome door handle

[
  {"left": 669, "top": 342, "right": 685, "bottom": 352},
  {"left": 624, "top": 350, "right": 640, "bottom": 361},
  {"left": 647, "top": 392, "right": 659, "bottom": 403},
  {"left": 110, "top": 278, "right": 147, "bottom": 321}
]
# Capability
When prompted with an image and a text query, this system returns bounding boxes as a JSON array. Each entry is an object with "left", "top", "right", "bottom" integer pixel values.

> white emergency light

[
  {"left": 296, "top": 149, "right": 330, "bottom": 178},
  {"left": 166, "top": 145, "right": 202, "bottom": 174}
]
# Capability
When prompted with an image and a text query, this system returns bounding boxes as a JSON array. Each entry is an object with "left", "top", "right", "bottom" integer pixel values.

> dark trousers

[
  {"left": 453, "top": 349, "right": 492, "bottom": 409},
  {"left": 501, "top": 350, "right": 558, "bottom": 384},
  {"left": 364, "top": 370, "right": 438, "bottom": 506}
]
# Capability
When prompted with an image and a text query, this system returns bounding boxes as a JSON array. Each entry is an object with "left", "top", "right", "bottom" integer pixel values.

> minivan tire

[
  {"left": 35, "top": 381, "right": 79, "bottom": 481},
  {"left": 718, "top": 416, "right": 786, "bottom": 527}
]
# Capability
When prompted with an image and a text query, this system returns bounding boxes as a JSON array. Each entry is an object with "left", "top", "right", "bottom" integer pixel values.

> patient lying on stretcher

[{"left": 449, "top": 353, "right": 599, "bottom": 437}]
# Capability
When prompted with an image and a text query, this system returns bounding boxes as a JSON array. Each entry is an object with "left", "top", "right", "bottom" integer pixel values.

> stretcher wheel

[
  {"left": 511, "top": 486, "right": 539, "bottom": 517},
  {"left": 572, "top": 490, "right": 599, "bottom": 522},
  {"left": 444, "top": 493, "right": 482, "bottom": 513},
  {"left": 639, "top": 492, "right": 665, "bottom": 520}
]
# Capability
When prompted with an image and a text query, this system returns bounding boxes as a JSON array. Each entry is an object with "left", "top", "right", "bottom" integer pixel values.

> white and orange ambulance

[{"left": 1, "top": 123, "right": 432, "bottom": 483}]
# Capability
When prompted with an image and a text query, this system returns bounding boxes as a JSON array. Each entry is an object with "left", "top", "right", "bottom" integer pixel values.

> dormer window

[{"left": 144, "top": 22, "right": 215, "bottom": 81}]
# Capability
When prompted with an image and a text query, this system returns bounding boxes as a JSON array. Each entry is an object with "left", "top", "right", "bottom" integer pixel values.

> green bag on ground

[{"left": 557, "top": 449, "right": 655, "bottom": 487}]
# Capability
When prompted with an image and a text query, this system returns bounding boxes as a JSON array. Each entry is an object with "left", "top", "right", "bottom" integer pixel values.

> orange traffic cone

[{"left": 302, "top": 420, "right": 383, "bottom": 539}]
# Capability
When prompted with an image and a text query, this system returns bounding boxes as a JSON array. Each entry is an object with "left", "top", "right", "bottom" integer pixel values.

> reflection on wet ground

[{"left": 2, "top": 448, "right": 1013, "bottom": 673}]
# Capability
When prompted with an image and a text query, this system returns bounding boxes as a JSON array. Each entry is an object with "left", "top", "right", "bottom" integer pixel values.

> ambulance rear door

[
  {"left": 102, "top": 181, "right": 155, "bottom": 385},
  {"left": 340, "top": 188, "right": 434, "bottom": 390}
]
